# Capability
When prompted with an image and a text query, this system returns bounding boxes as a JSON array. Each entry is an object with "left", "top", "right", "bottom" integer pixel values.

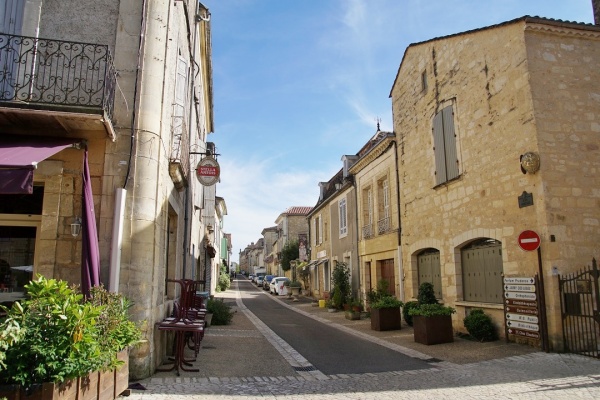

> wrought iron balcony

[
  {"left": 377, "top": 217, "right": 390, "bottom": 235},
  {"left": 0, "top": 33, "right": 115, "bottom": 119},
  {"left": 362, "top": 224, "right": 373, "bottom": 239}
]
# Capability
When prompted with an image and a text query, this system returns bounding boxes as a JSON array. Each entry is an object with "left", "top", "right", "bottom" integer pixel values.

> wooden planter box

[
  {"left": 413, "top": 315, "right": 454, "bottom": 345},
  {"left": 0, "top": 350, "right": 129, "bottom": 400},
  {"left": 370, "top": 307, "right": 402, "bottom": 331}
]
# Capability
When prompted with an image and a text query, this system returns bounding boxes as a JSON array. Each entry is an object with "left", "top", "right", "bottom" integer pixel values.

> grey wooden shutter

[
  {"left": 442, "top": 106, "right": 459, "bottom": 181},
  {"left": 433, "top": 110, "right": 447, "bottom": 185}
]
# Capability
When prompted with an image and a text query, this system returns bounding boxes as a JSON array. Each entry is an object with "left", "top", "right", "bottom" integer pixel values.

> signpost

[{"left": 503, "top": 275, "right": 543, "bottom": 348}]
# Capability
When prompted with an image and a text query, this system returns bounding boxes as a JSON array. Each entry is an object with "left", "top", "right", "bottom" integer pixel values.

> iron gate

[{"left": 558, "top": 258, "right": 600, "bottom": 358}]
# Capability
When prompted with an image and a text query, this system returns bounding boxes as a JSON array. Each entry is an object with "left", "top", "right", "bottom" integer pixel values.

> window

[
  {"left": 315, "top": 215, "right": 323, "bottom": 245},
  {"left": 377, "top": 179, "right": 390, "bottom": 235},
  {"left": 433, "top": 105, "right": 460, "bottom": 185},
  {"left": 339, "top": 198, "right": 347, "bottom": 237},
  {"left": 362, "top": 187, "right": 373, "bottom": 239},
  {"left": 323, "top": 261, "right": 330, "bottom": 291},
  {"left": 417, "top": 249, "right": 442, "bottom": 299},
  {"left": 461, "top": 239, "right": 503, "bottom": 304},
  {"left": 421, "top": 70, "right": 428, "bottom": 92}
]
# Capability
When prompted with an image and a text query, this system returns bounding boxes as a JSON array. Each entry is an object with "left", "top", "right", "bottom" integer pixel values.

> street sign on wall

[{"left": 518, "top": 230, "right": 540, "bottom": 251}]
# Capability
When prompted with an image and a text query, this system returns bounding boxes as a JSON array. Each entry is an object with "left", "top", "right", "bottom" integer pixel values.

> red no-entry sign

[{"left": 518, "top": 230, "right": 540, "bottom": 251}]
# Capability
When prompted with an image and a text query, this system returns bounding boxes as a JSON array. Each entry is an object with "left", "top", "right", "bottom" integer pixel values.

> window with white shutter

[{"left": 339, "top": 198, "right": 347, "bottom": 237}]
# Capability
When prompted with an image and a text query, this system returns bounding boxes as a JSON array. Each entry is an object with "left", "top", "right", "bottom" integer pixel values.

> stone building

[
  {"left": 0, "top": 0, "right": 218, "bottom": 378},
  {"left": 306, "top": 161, "right": 359, "bottom": 299},
  {"left": 272, "top": 206, "right": 312, "bottom": 277},
  {"left": 261, "top": 225, "right": 279, "bottom": 275},
  {"left": 390, "top": 16, "right": 600, "bottom": 350},
  {"left": 349, "top": 130, "right": 401, "bottom": 303}
]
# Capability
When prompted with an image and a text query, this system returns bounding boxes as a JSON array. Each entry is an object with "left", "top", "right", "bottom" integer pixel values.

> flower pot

[
  {"left": 290, "top": 287, "right": 301, "bottom": 296},
  {"left": 345, "top": 310, "right": 361, "bottom": 320},
  {"left": 0, "top": 350, "right": 129, "bottom": 400},
  {"left": 413, "top": 315, "right": 454, "bottom": 345},
  {"left": 370, "top": 307, "right": 402, "bottom": 331}
]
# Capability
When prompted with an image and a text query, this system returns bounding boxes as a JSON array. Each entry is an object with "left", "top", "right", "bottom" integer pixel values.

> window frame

[
  {"left": 433, "top": 105, "right": 460, "bottom": 186},
  {"left": 339, "top": 197, "right": 347, "bottom": 237}
]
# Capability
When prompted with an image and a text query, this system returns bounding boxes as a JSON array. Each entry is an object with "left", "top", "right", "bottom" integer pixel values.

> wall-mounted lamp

[
  {"left": 71, "top": 217, "right": 82, "bottom": 237},
  {"left": 335, "top": 183, "right": 342, "bottom": 190}
]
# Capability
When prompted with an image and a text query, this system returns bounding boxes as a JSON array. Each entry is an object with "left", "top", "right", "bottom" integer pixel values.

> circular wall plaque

[{"left": 196, "top": 156, "right": 220, "bottom": 186}]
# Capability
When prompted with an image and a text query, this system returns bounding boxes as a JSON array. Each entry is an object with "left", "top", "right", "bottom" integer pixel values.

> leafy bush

[
  {"left": 0, "top": 277, "right": 141, "bottom": 388},
  {"left": 206, "top": 298, "right": 233, "bottom": 325},
  {"left": 289, "top": 281, "right": 302, "bottom": 288},
  {"left": 463, "top": 309, "right": 498, "bottom": 342},
  {"left": 366, "top": 279, "right": 392, "bottom": 306},
  {"left": 408, "top": 303, "right": 456, "bottom": 317},
  {"left": 370, "top": 296, "right": 403, "bottom": 309},
  {"left": 402, "top": 301, "right": 419, "bottom": 326},
  {"left": 417, "top": 282, "right": 438, "bottom": 305},
  {"left": 331, "top": 262, "right": 351, "bottom": 309},
  {"left": 218, "top": 273, "right": 231, "bottom": 292}
]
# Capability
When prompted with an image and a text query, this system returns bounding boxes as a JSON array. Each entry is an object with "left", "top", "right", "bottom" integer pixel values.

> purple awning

[
  {"left": 0, "top": 135, "right": 80, "bottom": 194},
  {"left": 81, "top": 149, "right": 100, "bottom": 297}
]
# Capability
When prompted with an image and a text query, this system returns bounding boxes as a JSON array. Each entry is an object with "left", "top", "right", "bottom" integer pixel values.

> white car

[
  {"left": 269, "top": 277, "right": 289, "bottom": 295},
  {"left": 256, "top": 276, "right": 264, "bottom": 286}
]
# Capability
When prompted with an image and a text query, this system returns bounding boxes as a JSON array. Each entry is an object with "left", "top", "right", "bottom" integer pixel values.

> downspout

[
  {"left": 352, "top": 174, "right": 361, "bottom": 300},
  {"left": 393, "top": 137, "right": 405, "bottom": 302}
]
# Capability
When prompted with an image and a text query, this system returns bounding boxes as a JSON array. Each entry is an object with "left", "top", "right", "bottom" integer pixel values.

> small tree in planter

[
  {"left": 409, "top": 282, "right": 455, "bottom": 345},
  {"left": 331, "top": 262, "right": 351, "bottom": 310},
  {"left": 370, "top": 295, "right": 403, "bottom": 331}
]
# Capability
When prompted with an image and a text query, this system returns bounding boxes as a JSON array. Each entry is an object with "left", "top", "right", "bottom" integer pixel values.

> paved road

[{"left": 239, "top": 277, "right": 431, "bottom": 375}]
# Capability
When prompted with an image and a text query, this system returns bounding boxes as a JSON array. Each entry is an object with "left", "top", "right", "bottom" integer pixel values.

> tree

[
  {"left": 331, "top": 262, "right": 351, "bottom": 309},
  {"left": 280, "top": 240, "right": 299, "bottom": 271}
]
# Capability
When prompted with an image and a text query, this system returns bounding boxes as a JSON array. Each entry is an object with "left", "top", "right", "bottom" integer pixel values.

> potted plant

[
  {"left": 0, "top": 276, "right": 142, "bottom": 400},
  {"left": 345, "top": 299, "right": 362, "bottom": 320},
  {"left": 289, "top": 281, "right": 302, "bottom": 296},
  {"left": 408, "top": 282, "right": 455, "bottom": 345},
  {"left": 325, "top": 299, "right": 337, "bottom": 312},
  {"left": 369, "top": 295, "right": 403, "bottom": 331}
]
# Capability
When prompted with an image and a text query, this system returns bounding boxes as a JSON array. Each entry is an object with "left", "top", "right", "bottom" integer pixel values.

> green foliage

[
  {"left": 217, "top": 273, "right": 231, "bottom": 292},
  {"left": 297, "top": 262, "right": 310, "bottom": 289},
  {"left": 0, "top": 303, "right": 24, "bottom": 370},
  {"left": 280, "top": 240, "right": 299, "bottom": 271},
  {"left": 417, "top": 282, "right": 438, "bottom": 305},
  {"left": 402, "top": 301, "right": 419, "bottom": 326},
  {"left": 289, "top": 281, "right": 302, "bottom": 288},
  {"left": 408, "top": 303, "right": 456, "bottom": 317},
  {"left": 369, "top": 296, "right": 403, "bottom": 309},
  {"left": 0, "top": 276, "right": 141, "bottom": 388},
  {"left": 206, "top": 299, "right": 233, "bottom": 325},
  {"left": 463, "top": 309, "right": 498, "bottom": 342},
  {"left": 366, "top": 279, "right": 393, "bottom": 305},
  {"left": 331, "top": 262, "right": 351, "bottom": 309}
]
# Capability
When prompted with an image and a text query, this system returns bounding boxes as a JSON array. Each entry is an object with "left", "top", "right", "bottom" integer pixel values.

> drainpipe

[{"left": 393, "top": 137, "right": 405, "bottom": 302}]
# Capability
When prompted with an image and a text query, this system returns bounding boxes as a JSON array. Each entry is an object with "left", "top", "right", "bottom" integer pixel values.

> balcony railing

[
  {"left": 362, "top": 224, "right": 373, "bottom": 239},
  {"left": 377, "top": 217, "right": 390, "bottom": 235},
  {"left": 0, "top": 34, "right": 116, "bottom": 118}
]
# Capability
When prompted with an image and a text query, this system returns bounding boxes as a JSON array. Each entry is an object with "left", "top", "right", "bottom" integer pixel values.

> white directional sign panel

[
  {"left": 504, "top": 284, "right": 535, "bottom": 292},
  {"left": 505, "top": 291, "right": 536, "bottom": 300},
  {"left": 504, "top": 277, "right": 534, "bottom": 285}
]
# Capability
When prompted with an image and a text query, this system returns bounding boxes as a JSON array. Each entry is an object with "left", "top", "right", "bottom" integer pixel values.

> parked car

[
  {"left": 248, "top": 274, "right": 255, "bottom": 282},
  {"left": 270, "top": 277, "right": 289, "bottom": 295},
  {"left": 263, "top": 275, "right": 275, "bottom": 290},
  {"left": 256, "top": 275, "right": 264, "bottom": 286}
]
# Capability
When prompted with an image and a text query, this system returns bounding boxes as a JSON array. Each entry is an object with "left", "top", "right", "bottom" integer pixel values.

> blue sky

[{"left": 202, "top": 0, "right": 595, "bottom": 260}]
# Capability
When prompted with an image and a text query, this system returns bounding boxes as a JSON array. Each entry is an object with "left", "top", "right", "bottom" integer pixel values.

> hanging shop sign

[{"left": 196, "top": 156, "right": 220, "bottom": 186}]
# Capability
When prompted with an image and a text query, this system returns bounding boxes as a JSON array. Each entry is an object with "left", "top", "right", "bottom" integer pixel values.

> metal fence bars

[
  {"left": 558, "top": 258, "right": 600, "bottom": 359},
  {"left": 0, "top": 33, "right": 115, "bottom": 118}
]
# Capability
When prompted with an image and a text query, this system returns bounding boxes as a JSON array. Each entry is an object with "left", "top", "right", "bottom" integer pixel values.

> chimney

[{"left": 594, "top": 0, "right": 600, "bottom": 25}]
